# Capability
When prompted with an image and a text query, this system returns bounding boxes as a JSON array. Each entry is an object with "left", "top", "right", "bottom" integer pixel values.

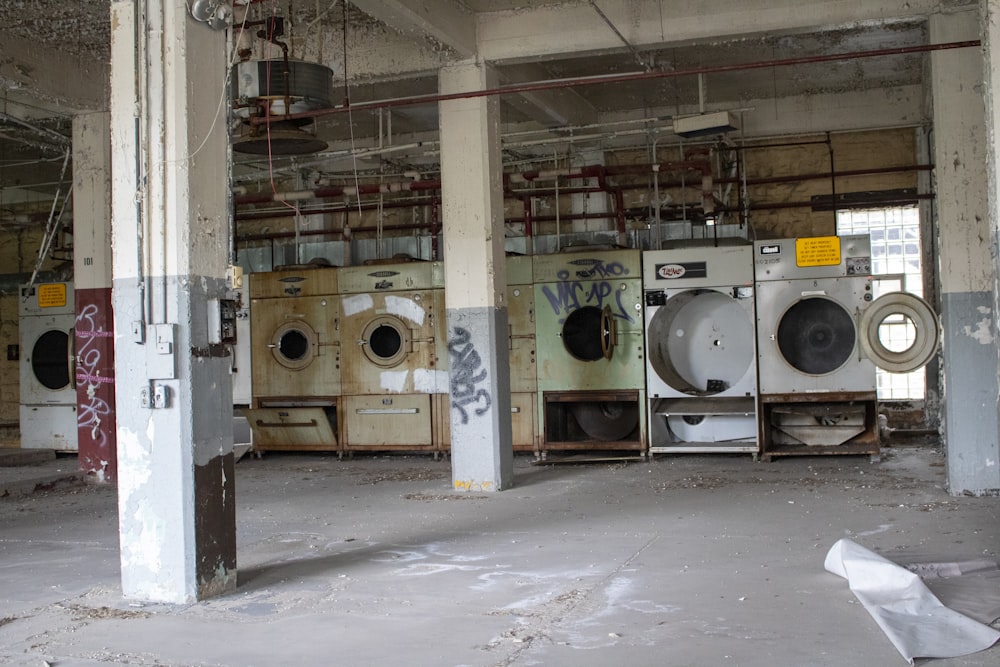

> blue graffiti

[{"left": 541, "top": 268, "right": 634, "bottom": 324}]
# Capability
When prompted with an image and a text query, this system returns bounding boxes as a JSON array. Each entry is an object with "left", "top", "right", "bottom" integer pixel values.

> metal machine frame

[
  {"left": 245, "top": 266, "right": 341, "bottom": 454},
  {"left": 533, "top": 248, "right": 646, "bottom": 458},
  {"left": 643, "top": 245, "right": 758, "bottom": 455},
  {"left": 19, "top": 282, "right": 78, "bottom": 451},
  {"left": 753, "top": 235, "right": 938, "bottom": 459},
  {"left": 338, "top": 260, "right": 448, "bottom": 456}
]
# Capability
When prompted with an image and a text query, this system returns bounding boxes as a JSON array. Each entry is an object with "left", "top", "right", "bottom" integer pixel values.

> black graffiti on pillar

[{"left": 448, "top": 326, "right": 492, "bottom": 424}]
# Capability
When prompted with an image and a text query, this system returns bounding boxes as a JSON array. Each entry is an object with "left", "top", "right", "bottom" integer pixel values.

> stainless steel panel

[{"left": 753, "top": 235, "right": 871, "bottom": 282}]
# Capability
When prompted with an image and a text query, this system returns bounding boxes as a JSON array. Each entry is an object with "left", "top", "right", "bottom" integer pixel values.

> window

[{"left": 837, "top": 207, "right": 926, "bottom": 400}]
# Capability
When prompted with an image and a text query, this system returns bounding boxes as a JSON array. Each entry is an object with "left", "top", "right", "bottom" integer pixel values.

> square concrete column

[
  {"left": 72, "top": 112, "right": 118, "bottom": 483},
  {"left": 439, "top": 61, "right": 514, "bottom": 491},
  {"left": 109, "top": 0, "right": 236, "bottom": 601},
  {"left": 931, "top": 10, "right": 1000, "bottom": 495}
]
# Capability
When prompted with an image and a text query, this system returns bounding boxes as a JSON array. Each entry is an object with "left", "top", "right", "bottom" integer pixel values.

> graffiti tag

[
  {"left": 448, "top": 327, "right": 492, "bottom": 424},
  {"left": 75, "top": 303, "right": 114, "bottom": 449},
  {"left": 541, "top": 266, "right": 634, "bottom": 324}
]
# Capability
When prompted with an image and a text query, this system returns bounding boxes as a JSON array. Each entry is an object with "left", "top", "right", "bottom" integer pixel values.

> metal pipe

[{"left": 248, "top": 40, "right": 980, "bottom": 126}]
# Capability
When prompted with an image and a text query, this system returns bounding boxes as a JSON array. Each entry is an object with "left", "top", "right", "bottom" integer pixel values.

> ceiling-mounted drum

[
  {"left": 859, "top": 292, "right": 940, "bottom": 373},
  {"left": 647, "top": 289, "right": 754, "bottom": 395},
  {"left": 562, "top": 305, "right": 615, "bottom": 361},
  {"left": 571, "top": 401, "right": 639, "bottom": 441},
  {"left": 270, "top": 319, "right": 319, "bottom": 371},
  {"left": 776, "top": 296, "right": 856, "bottom": 375}
]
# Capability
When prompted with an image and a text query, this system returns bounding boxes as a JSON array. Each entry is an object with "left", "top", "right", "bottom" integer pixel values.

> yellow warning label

[
  {"left": 795, "top": 236, "right": 841, "bottom": 267},
  {"left": 37, "top": 283, "right": 67, "bottom": 308}
]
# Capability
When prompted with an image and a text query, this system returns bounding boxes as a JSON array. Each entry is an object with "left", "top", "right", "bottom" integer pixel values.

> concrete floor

[{"left": 1, "top": 446, "right": 998, "bottom": 667}]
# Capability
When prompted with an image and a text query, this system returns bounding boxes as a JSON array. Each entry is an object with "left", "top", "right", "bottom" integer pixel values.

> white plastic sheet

[{"left": 824, "top": 538, "right": 1000, "bottom": 664}]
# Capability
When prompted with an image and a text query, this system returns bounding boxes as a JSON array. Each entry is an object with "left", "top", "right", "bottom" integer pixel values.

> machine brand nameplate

[
  {"left": 759, "top": 244, "right": 781, "bottom": 255},
  {"left": 655, "top": 261, "right": 707, "bottom": 280}
]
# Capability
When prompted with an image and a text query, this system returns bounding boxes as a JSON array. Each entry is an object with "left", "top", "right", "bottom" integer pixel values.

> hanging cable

[{"left": 26, "top": 149, "right": 72, "bottom": 291}]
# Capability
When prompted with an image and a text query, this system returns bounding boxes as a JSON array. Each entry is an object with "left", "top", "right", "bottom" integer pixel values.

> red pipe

[{"left": 248, "top": 41, "right": 979, "bottom": 126}]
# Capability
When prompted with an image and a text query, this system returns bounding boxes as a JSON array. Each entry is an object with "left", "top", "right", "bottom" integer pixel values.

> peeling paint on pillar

[
  {"left": 940, "top": 292, "right": 1000, "bottom": 495},
  {"left": 447, "top": 307, "right": 513, "bottom": 492},
  {"left": 194, "top": 452, "right": 237, "bottom": 598},
  {"left": 75, "top": 288, "right": 117, "bottom": 483}
]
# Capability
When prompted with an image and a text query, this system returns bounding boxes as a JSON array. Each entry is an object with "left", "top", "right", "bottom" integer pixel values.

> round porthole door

[
  {"left": 269, "top": 319, "right": 319, "bottom": 370},
  {"left": 31, "top": 329, "right": 72, "bottom": 390},
  {"left": 360, "top": 315, "right": 410, "bottom": 368},
  {"left": 859, "top": 292, "right": 939, "bottom": 373},
  {"left": 562, "top": 305, "right": 616, "bottom": 361}
]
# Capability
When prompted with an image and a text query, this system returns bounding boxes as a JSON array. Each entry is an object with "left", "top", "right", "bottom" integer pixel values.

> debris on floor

[{"left": 824, "top": 538, "right": 1000, "bottom": 664}]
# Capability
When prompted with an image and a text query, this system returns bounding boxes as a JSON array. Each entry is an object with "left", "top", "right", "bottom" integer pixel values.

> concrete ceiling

[{"left": 0, "top": 0, "right": 956, "bottom": 226}]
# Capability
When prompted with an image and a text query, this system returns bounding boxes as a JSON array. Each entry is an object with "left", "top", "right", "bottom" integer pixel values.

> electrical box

[{"left": 208, "top": 298, "right": 238, "bottom": 345}]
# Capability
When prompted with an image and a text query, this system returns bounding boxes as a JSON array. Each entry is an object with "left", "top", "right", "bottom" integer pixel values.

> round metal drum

[
  {"left": 776, "top": 296, "right": 856, "bottom": 375},
  {"left": 647, "top": 290, "right": 754, "bottom": 395},
  {"left": 571, "top": 401, "right": 639, "bottom": 441}
]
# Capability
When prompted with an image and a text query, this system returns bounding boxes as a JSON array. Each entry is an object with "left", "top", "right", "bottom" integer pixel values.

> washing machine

[
  {"left": 643, "top": 245, "right": 758, "bottom": 454},
  {"left": 338, "top": 260, "right": 448, "bottom": 455},
  {"left": 533, "top": 248, "right": 646, "bottom": 457},
  {"left": 245, "top": 266, "right": 341, "bottom": 453},
  {"left": 507, "top": 254, "right": 538, "bottom": 454},
  {"left": 19, "top": 282, "right": 78, "bottom": 451},
  {"left": 754, "top": 235, "right": 938, "bottom": 457}
]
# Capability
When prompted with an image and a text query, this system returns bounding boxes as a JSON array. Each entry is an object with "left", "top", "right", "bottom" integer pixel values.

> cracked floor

[{"left": 1, "top": 447, "right": 998, "bottom": 666}]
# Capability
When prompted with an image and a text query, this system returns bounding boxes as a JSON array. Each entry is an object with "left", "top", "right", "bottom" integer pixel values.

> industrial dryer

[
  {"left": 338, "top": 260, "right": 448, "bottom": 455},
  {"left": 19, "top": 282, "right": 78, "bottom": 451},
  {"left": 643, "top": 245, "right": 758, "bottom": 455},
  {"left": 533, "top": 248, "right": 646, "bottom": 457},
  {"left": 753, "top": 235, "right": 938, "bottom": 458},
  {"left": 245, "top": 266, "right": 341, "bottom": 453}
]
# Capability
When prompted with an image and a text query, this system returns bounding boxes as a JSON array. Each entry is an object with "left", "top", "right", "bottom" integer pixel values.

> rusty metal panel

[
  {"left": 338, "top": 261, "right": 441, "bottom": 294},
  {"left": 246, "top": 406, "right": 339, "bottom": 452},
  {"left": 511, "top": 392, "right": 537, "bottom": 452},
  {"left": 342, "top": 394, "right": 434, "bottom": 450},
  {"left": 250, "top": 295, "right": 341, "bottom": 399},
  {"left": 249, "top": 266, "right": 339, "bottom": 299},
  {"left": 340, "top": 288, "right": 446, "bottom": 396}
]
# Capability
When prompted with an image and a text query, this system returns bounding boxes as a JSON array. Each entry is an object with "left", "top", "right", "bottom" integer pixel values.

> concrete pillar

[
  {"left": 73, "top": 112, "right": 118, "bottom": 483},
  {"left": 978, "top": 0, "right": 1000, "bottom": 494},
  {"left": 109, "top": 1, "right": 236, "bottom": 601},
  {"left": 930, "top": 9, "right": 1000, "bottom": 495},
  {"left": 439, "top": 61, "right": 514, "bottom": 492}
]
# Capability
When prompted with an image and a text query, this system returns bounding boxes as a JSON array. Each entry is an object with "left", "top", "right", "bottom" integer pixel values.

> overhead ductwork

[{"left": 231, "top": 59, "right": 334, "bottom": 155}]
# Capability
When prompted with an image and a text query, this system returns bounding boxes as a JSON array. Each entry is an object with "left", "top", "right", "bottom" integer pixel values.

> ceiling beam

[
  {"left": 350, "top": 0, "right": 477, "bottom": 58},
  {"left": 0, "top": 30, "right": 108, "bottom": 115},
  {"left": 500, "top": 64, "right": 598, "bottom": 127},
  {"left": 476, "top": 0, "right": 967, "bottom": 62}
]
